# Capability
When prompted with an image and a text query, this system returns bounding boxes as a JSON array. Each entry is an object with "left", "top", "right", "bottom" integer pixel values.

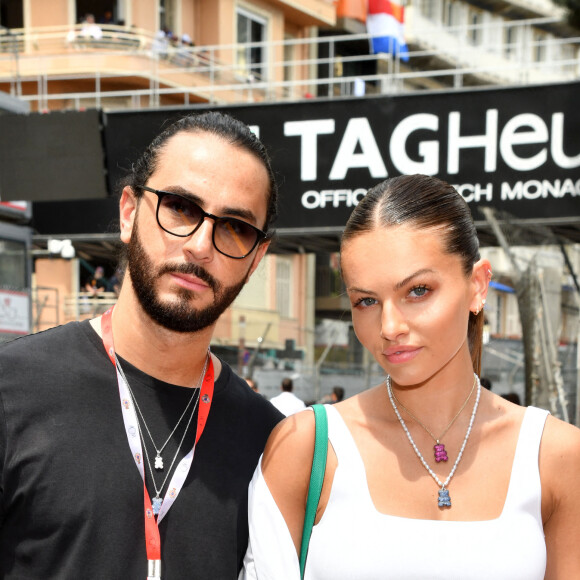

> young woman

[{"left": 242, "top": 174, "right": 580, "bottom": 579}]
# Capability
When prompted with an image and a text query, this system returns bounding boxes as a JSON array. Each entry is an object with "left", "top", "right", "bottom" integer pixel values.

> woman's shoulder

[
  {"left": 262, "top": 407, "right": 317, "bottom": 471},
  {"left": 541, "top": 412, "right": 580, "bottom": 464},
  {"left": 539, "top": 411, "right": 580, "bottom": 509}
]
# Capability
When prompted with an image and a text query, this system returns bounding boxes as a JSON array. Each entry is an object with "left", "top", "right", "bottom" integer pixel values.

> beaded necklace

[
  {"left": 386, "top": 374, "right": 481, "bottom": 508},
  {"left": 390, "top": 375, "right": 476, "bottom": 462}
]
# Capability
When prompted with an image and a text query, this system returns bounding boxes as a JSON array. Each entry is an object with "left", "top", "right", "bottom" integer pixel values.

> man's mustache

[{"left": 157, "top": 262, "right": 219, "bottom": 292}]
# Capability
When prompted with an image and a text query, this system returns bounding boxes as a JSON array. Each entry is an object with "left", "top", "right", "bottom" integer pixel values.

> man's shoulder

[
  {"left": 0, "top": 322, "right": 97, "bottom": 374},
  {"left": 1, "top": 321, "right": 84, "bottom": 352}
]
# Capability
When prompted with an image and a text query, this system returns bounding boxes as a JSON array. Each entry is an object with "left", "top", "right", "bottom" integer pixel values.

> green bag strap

[{"left": 299, "top": 404, "right": 328, "bottom": 579}]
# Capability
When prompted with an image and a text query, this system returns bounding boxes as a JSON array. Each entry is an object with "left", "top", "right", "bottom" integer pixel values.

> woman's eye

[
  {"left": 409, "top": 285, "right": 429, "bottom": 298},
  {"left": 354, "top": 297, "right": 377, "bottom": 308}
]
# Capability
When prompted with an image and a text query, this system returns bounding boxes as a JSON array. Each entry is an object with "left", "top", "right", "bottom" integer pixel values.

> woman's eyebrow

[{"left": 394, "top": 268, "right": 436, "bottom": 291}]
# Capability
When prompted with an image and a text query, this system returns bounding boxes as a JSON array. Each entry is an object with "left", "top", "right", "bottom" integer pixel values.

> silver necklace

[
  {"left": 386, "top": 374, "right": 481, "bottom": 508},
  {"left": 115, "top": 355, "right": 202, "bottom": 471},
  {"left": 391, "top": 375, "right": 476, "bottom": 462},
  {"left": 115, "top": 353, "right": 209, "bottom": 514}
]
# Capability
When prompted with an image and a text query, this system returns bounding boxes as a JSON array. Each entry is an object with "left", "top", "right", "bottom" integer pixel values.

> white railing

[
  {"left": 63, "top": 292, "right": 118, "bottom": 321},
  {"left": 0, "top": 18, "right": 578, "bottom": 111}
]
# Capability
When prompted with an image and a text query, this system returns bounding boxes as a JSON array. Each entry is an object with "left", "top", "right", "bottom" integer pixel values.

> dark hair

[
  {"left": 479, "top": 377, "right": 492, "bottom": 390},
  {"left": 332, "top": 386, "right": 345, "bottom": 402},
  {"left": 341, "top": 174, "right": 484, "bottom": 375},
  {"left": 281, "top": 378, "right": 293, "bottom": 391},
  {"left": 123, "top": 111, "right": 278, "bottom": 236}
]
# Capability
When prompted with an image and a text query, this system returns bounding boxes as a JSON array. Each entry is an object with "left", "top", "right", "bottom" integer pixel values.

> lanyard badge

[{"left": 101, "top": 307, "right": 214, "bottom": 579}]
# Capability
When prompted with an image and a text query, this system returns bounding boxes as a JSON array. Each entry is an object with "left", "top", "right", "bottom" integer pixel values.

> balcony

[{"left": 0, "top": 18, "right": 577, "bottom": 112}]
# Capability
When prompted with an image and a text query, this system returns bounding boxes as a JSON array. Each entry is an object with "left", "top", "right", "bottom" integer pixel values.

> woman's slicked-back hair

[
  {"left": 341, "top": 174, "right": 484, "bottom": 375},
  {"left": 123, "top": 111, "right": 278, "bottom": 236}
]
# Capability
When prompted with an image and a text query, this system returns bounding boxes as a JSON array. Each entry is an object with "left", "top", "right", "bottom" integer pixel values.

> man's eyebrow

[
  {"left": 160, "top": 185, "right": 259, "bottom": 224},
  {"left": 394, "top": 268, "right": 436, "bottom": 290}
]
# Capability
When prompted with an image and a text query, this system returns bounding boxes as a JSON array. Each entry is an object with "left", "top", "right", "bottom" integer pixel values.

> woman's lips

[{"left": 383, "top": 346, "right": 422, "bottom": 364}]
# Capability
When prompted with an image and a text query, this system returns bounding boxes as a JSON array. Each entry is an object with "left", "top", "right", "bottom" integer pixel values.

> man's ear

[
  {"left": 469, "top": 258, "right": 492, "bottom": 313},
  {"left": 119, "top": 186, "right": 138, "bottom": 244},
  {"left": 245, "top": 240, "right": 271, "bottom": 282}
]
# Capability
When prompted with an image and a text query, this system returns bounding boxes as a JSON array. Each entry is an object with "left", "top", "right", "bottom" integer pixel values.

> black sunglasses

[{"left": 138, "top": 185, "right": 267, "bottom": 259}]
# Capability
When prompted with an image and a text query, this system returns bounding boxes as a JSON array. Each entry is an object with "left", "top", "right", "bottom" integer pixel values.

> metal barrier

[{"left": 64, "top": 292, "right": 118, "bottom": 321}]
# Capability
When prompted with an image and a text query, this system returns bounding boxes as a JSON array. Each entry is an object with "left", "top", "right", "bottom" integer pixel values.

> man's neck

[{"left": 93, "top": 289, "right": 219, "bottom": 388}]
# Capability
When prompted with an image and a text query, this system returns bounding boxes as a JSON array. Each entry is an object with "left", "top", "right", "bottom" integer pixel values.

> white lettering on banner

[
  {"left": 284, "top": 119, "right": 335, "bottom": 181},
  {"left": 299, "top": 179, "right": 577, "bottom": 210},
  {"left": 284, "top": 111, "right": 579, "bottom": 184},
  {"left": 453, "top": 183, "right": 493, "bottom": 203},
  {"left": 501, "top": 179, "right": 580, "bottom": 200},
  {"left": 390, "top": 114, "right": 439, "bottom": 175},
  {"left": 329, "top": 118, "right": 387, "bottom": 180},
  {"left": 448, "top": 110, "right": 499, "bottom": 174},
  {"left": 551, "top": 113, "right": 580, "bottom": 169},
  {"left": 301, "top": 189, "right": 367, "bottom": 209},
  {"left": 500, "top": 114, "right": 549, "bottom": 171}
]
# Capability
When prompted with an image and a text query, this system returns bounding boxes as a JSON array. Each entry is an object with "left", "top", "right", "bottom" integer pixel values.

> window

[
  {"left": 423, "top": 0, "right": 441, "bottom": 23},
  {"left": 275, "top": 257, "right": 292, "bottom": 318},
  {"left": 236, "top": 6, "right": 267, "bottom": 80},
  {"left": 469, "top": 9, "right": 483, "bottom": 46},
  {"left": 0, "top": 239, "right": 26, "bottom": 290},
  {"left": 443, "top": 0, "right": 460, "bottom": 28},
  {"left": 504, "top": 24, "right": 520, "bottom": 60},
  {"left": 159, "top": 0, "right": 176, "bottom": 34},
  {"left": 75, "top": 1, "right": 117, "bottom": 25},
  {"left": 0, "top": 0, "right": 23, "bottom": 29},
  {"left": 284, "top": 34, "right": 295, "bottom": 83},
  {"left": 533, "top": 30, "right": 547, "bottom": 63}
]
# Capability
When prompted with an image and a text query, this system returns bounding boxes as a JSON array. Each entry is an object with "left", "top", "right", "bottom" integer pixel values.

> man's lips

[
  {"left": 383, "top": 346, "right": 422, "bottom": 364},
  {"left": 169, "top": 272, "right": 211, "bottom": 291}
]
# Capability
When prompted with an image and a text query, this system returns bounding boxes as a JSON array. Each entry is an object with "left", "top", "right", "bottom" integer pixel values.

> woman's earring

[{"left": 473, "top": 298, "right": 486, "bottom": 316}]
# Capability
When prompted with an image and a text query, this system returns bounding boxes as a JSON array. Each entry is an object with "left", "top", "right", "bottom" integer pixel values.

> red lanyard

[{"left": 101, "top": 307, "right": 214, "bottom": 578}]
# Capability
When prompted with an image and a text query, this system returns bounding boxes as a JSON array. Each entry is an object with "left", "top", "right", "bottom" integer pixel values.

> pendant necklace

[
  {"left": 390, "top": 375, "right": 476, "bottom": 462},
  {"left": 117, "top": 358, "right": 203, "bottom": 472},
  {"left": 386, "top": 374, "right": 481, "bottom": 508},
  {"left": 115, "top": 352, "right": 209, "bottom": 514}
]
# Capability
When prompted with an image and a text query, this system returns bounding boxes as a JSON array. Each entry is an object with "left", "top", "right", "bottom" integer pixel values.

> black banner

[
  {"left": 0, "top": 110, "right": 107, "bottom": 203},
  {"left": 104, "top": 81, "right": 580, "bottom": 230}
]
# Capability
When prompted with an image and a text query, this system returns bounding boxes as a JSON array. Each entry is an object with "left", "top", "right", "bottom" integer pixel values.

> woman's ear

[
  {"left": 470, "top": 258, "right": 492, "bottom": 314},
  {"left": 119, "top": 186, "right": 138, "bottom": 244}
]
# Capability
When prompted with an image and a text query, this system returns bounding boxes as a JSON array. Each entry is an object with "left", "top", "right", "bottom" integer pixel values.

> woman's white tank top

[{"left": 306, "top": 404, "right": 548, "bottom": 580}]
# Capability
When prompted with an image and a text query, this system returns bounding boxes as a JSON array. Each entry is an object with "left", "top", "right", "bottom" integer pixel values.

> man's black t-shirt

[{"left": 0, "top": 321, "right": 283, "bottom": 579}]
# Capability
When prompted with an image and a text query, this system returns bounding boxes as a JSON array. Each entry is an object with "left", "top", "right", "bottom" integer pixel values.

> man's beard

[{"left": 126, "top": 220, "right": 248, "bottom": 333}]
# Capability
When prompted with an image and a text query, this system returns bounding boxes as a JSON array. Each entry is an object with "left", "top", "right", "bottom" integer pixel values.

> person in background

[
  {"left": 246, "top": 377, "right": 259, "bottom": 394},
  {"left": 502, "top": 392, "right": 522, "bottom": 405},
  {"left": 242, "top": 174, "right": 580, "bottom": 579},
  {"left": 331, "top": 385, "right": 345, "bottom": 403},
  {"left": 270, "top": 377, "right": 306, "bottom": 416},
  {"left": 107, "top": 265, "right": 124, "bottom": 297},
  {"left": 318, "top": 385, "right": 345, "bottom": 405},
  {"left": 480, "top": 377, "right": 492, "bottom": 390},
  {"left": 84, "top": 265, "right": 108, "bottom": 296},
  {"left": 0, "top": 111, "right": 284, "bottom": 579},
  {"left": 80, "top": 13, "right": 103, "bottom": 40}
]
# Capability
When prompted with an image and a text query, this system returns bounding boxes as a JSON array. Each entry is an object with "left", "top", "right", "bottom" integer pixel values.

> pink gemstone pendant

[{"left": 434, "top": 443, "right": 448, "bottom": 462}]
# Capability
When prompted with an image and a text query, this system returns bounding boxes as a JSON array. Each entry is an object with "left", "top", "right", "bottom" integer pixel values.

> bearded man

[{"left": 0, "top": 112, "right": 283, "bottom": 579}]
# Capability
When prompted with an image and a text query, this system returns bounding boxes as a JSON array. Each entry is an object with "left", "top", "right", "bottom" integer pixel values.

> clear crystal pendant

[
  {"left": 152, "top": 496, "right": 163, "bottom": 515},
  {"left": 154, "top": 454, "right": 164, "bottom": 470}
]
